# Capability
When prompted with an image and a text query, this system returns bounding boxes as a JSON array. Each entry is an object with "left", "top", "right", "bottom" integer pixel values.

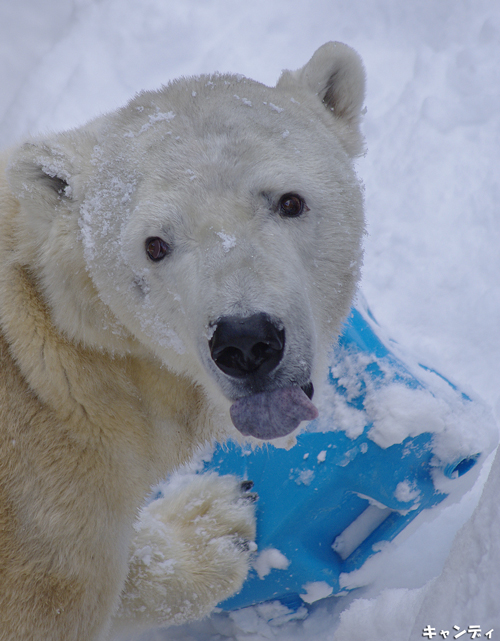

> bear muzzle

[
  {"left": 209, "top": 313, "right": 285, "bottom": 379},
  {"left": 209, "top": 313, "right": 318, "bottom": 439}
]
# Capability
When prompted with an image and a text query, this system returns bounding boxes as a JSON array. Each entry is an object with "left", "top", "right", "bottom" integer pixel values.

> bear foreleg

[{"left": 112, "top": 473, "right": 256, "bottom": 636}]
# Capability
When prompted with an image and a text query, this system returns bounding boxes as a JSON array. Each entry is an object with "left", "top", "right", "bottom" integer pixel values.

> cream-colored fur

[
  {"left": 0, "top": 165, "right": 255, "bottom": 640},
  {"left": 0, "top": 42, "right": 365, "bottom": 639}
]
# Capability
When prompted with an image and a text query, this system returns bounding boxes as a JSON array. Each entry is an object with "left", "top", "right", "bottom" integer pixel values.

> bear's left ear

[{"left": 277, "top": 42, "right": 366, "bottom": 157}]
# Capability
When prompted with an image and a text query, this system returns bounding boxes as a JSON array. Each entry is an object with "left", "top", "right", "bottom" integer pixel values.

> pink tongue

[{"left": 230, "top": 386, "right": 319, "bottom": 440}]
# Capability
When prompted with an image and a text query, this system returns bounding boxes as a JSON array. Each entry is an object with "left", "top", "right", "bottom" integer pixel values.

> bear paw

[{"left": 118, "top": 473, "right": 257, "bottom": 630}]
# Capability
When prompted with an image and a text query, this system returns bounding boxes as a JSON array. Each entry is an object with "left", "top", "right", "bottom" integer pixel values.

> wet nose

[{"left": 209, "top": 313, "right": 285, "bottom": 378}]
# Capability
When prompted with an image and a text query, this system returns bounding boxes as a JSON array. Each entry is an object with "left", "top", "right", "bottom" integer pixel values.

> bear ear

[
  {"left": 7, "top": 136, "right": 85, "bottom": 209},
  {"left": 277, "top": 42, "right": 366, "bottom": 157}
]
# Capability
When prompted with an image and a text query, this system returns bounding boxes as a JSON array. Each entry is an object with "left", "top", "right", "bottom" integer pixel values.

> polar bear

[{"left": 0, "top": 42, "right": 365, "bottom": 640}]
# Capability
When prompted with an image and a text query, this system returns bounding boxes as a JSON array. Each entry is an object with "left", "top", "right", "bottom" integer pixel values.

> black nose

[{"left": 209, "top": 313, "right": 285, "bottom": 378}]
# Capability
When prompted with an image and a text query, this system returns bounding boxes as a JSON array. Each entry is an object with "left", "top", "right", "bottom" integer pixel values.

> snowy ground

[{"left": 2, "top": 1, "right": 500, "bottom": 639}]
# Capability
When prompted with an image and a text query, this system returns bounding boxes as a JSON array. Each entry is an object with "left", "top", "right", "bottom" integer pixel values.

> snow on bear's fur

[{"left": 0, "top": 42, "right": 365, "bottom": 640}]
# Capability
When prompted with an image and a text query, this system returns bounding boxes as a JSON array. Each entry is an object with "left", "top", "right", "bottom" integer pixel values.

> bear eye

[
  {"left": 278, "top": 193, "right": 309, "bottom": 218},
  {"left": 145, "top": 237, "right": 170, "bottom": 261}
]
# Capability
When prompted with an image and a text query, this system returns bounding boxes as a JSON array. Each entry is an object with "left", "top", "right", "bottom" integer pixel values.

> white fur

[{"left": 0, "top": 42, "right": 366, "bottom": 639}]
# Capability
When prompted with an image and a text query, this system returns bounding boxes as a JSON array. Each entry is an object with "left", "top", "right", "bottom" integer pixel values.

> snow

[
  {"left": 139, "top": 110, "right": 176, "bottom": 135},
  {"left": 216, "top": 231, "right": 238, "bottom": 252},
  {"left": 253, "top": 549, "right": 290, "bottom": 580},
  {"left": 300, "top": 582, "right": 334, "bottom": 605},
  {"left": 316, "top": 450, "right": 326, "bottom": 463},
  {"left": 2, "top": 0, "right": 500, "bottom": 639}
]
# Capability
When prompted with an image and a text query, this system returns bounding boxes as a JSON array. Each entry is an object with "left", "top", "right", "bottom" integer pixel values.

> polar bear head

[{"left": 7, "top": 42, "right": 365, "bottom": 441}]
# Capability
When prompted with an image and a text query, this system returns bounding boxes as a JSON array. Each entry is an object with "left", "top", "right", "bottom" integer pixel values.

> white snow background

[{"left": 1, "top": 0, "right": 499, "bottom": 639}]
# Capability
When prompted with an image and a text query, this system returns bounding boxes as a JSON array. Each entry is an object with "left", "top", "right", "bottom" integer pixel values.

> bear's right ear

[
  {"left": 277, "top": 42, "right": 366, "bottom": 157},
  {"left": 7, "top": 135, "right": 89, "bottom": 211}
]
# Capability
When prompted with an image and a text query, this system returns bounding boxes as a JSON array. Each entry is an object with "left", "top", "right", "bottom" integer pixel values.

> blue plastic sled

[{"left": 202, "top": 298, "right": 497, "bottom": 612}]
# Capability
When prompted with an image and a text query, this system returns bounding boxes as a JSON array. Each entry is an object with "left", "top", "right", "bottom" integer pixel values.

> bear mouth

[
  {"left": 229, "top": 382, "right": 318, "bottom": 440},
  {"left": 206, "top": 312, "right": 317, "bottom": 439}
]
